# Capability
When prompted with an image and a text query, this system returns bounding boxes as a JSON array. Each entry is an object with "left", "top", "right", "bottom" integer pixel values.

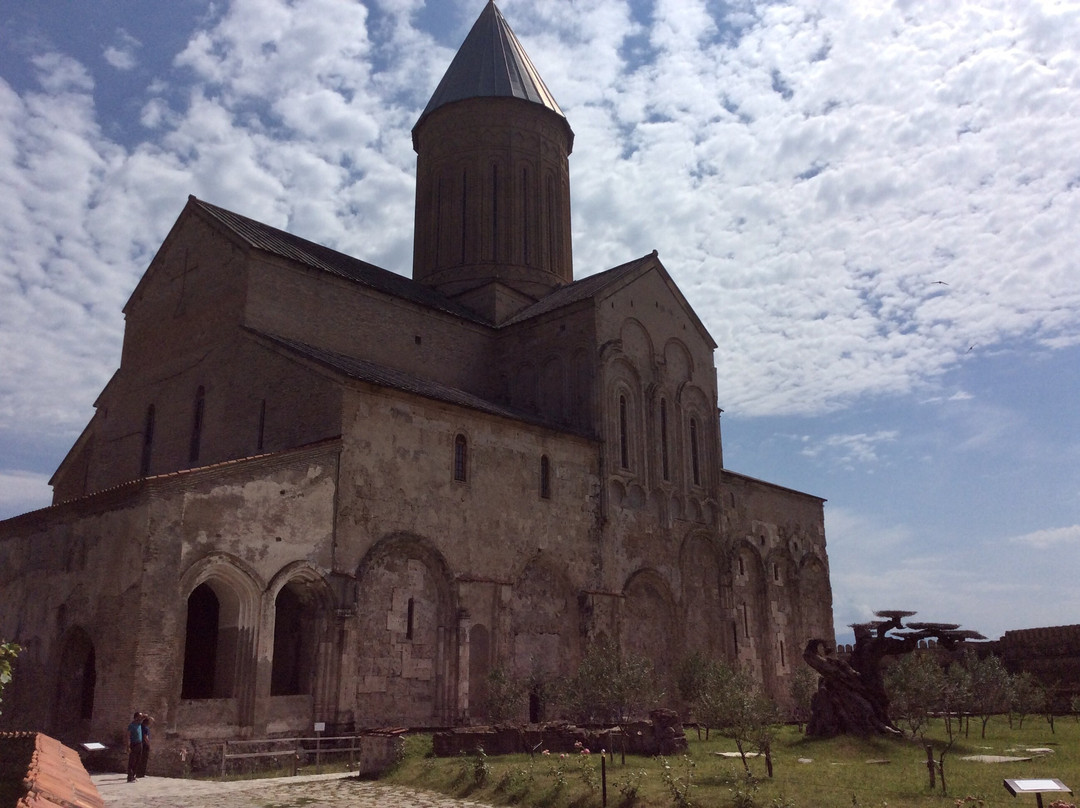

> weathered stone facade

[{"left": 0, "top": 1, "right": 833, "bottom": 761}]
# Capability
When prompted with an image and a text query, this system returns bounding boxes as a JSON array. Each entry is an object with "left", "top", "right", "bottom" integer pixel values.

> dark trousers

[
  {"left": 137, "top": 742, "right": 150, "bottom": 777},
  {"left": 127, "top": 742, "right": 143, "bottom": 780}
]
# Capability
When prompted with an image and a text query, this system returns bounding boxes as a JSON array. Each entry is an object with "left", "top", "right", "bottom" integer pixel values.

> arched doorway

[{"left": 53, "top": 627, "right": 96, "bottom": 740}]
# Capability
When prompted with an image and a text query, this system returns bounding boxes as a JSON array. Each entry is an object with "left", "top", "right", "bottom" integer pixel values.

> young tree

[
  {"left": 555, "top": 636, "right": 657, "bottom": 724},
  {"left": 677, "top": 651, "right": 720, "bottom": 738},
  {"left": 695, "top": 662, "right": 781, "bottom": 776},
  {"left": 789, "top": 664, "right": 818, "bottom": 732},
  {"left": 963, "top": 650, "right": 1012, "bottom": 738},
  {"left": 943, "top": 660, "right": 973, "bottom": 739},
  {"left": 884, "top": 651, "right": 946, "bottom": 738},
  {"left": 485, "top": 664, "right": 526, "bottom": 723},
  {"left": 1009, "top": 671, "right": 1046, "bottom": 730}
]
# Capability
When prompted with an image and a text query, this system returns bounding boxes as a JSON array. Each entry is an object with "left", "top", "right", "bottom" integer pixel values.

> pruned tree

[{"left": 803, "top": 610, "right": 985, "bottom": 737}]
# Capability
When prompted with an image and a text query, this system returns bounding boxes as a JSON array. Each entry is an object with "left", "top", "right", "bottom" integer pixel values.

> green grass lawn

[{"left": 381, "top": 716, "right": 1080, "bottom": 808}]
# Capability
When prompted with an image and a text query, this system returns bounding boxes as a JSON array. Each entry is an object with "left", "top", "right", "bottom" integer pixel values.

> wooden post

[
  {"left": 924, "top": 745, "right": 935, "bottom": 789},
  {"left": 220, "top": 742, "right": 228, "bottom": 779},
  {"left": 601, "top": 755, "right": 607, "bottom": 807}
]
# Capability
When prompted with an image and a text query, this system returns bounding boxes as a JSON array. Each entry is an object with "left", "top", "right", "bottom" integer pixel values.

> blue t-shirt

[{"left": 128, "top": 721, "right": 143, "bottom": 744}]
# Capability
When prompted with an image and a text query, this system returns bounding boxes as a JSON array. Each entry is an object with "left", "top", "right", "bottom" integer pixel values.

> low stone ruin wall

[
  {"left": 433, "top": 709, "right": 687, "bottom": 758},
  {"left": 78, "top": 732, "right": 404, "bottom": 779}
]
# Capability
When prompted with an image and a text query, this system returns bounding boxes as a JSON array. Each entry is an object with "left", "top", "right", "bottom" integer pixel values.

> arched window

[
  {"left": 181, "top": 583, "right": 219, "bottom": 699},
  {"left": 461, "top": 168, "right": 468, "bottom": 263},
  {"left": 545, "top": 174, "right": 556, "bottom": 264},
  {"left": 689, "top": 416, "right": 701, "bottom": 486},
  {"left": 521, "top": 167, "right": 531, "bottom": 265},
  {"left": 271, "top": 582, "right": 322, "bottom": 696},
  {"left": 55, "top": 629, "right": 96, "bottom": 726},
  {"left": 140, "top": 404, "right": 155, "bottom": 476},
  {"left": 659, "top": 398, "right": 670, "bottom": 481},
  {"left": 540, "top": 455, "right": 551, "bottom": 499},
  {"left": 453, "top": 433, "right": 468, "bottom": 482},
  {"left": 618, "top": 394, "right": 629, "bottom": 470},
  {"left": 491, "top": 163, "right": 499, "bottom": 259},
  {"left": 435, "top": 176, "right": 444, "bottom": 266},
  {"left": 256, "top": 399, "right": 266, "bottom": 452},
  {"left": 189, "top": 386, "right": 205, "bottom": 464}
]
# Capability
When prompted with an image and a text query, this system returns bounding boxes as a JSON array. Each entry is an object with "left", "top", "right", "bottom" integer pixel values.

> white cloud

[
  {"left": 3, "top": 0, "right": 1080, "bottom": 437},
  {"left": 800, "top": 429, "right": 898, "bottom": 466},
  {"left": 1010, "top": 524, "right": 1080, "bottom": 549},
  {"left": 103, "top": 30, "right": 141, "bottom": 71},
  {"left": 827, "top": 505, "right": 1080, "bottom": 642}
]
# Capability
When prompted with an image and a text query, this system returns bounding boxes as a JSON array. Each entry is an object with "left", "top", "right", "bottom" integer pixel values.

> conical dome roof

[{"left": 416, "top": 1, "right": 566, "bottom": 125}]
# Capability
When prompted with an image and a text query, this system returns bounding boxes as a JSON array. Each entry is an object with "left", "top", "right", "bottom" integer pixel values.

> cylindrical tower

[{"left": 411, "top": 2, "right": 574, "bottom": 322}]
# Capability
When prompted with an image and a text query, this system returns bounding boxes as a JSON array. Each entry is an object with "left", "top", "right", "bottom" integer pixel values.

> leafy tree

[
  {"left": 884, "top": 652, "right": 946, "bottom": 738},
  {"left": 555, "top": 636, "right": 657, "bottom": 724},
  {"left": 942, "top": 660, "right": 973, "bottom": 739},
  {"left": 694, "top": 662, "right": 781, "bottom": 776},
  {"left": 677, "top": 651, "right": 720, "bottom": 738},
  {"left": 485, "top": 664, "right": 526, "bottom": 723},
  {"left": 1009, "top": 671, "right": 1046, "bottom": 730},
  {"left": 962, "top": 650, "right": 1012, "bottom": 738},
  {"left": 788, "top": 664, "right": 817, "bottom": 732},
  {"left": 0, "top": 640, "right": 20, "bottom": 715},
  {"left": 1070, "top": 693, "right": 1080, "bottom": 723}
]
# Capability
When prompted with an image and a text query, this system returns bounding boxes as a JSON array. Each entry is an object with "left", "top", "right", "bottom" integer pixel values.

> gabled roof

[
  {"left": 188, "top": 196, "right": 489, "bottom": 325},
  {"left": 257, "top": 331, "right": 592, "bottom": 438},
  {"left": 417, "top": 1, "right": 566, "bottom": 125},
  {"left": 501, "top": 254, "right": 654, "bottom": 325},
  {"left": 502, "top": 251, "right": 718, "bottom": 349}
]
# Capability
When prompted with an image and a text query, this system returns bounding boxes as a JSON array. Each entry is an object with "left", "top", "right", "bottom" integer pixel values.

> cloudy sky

[{"left": 2, "top": 0, "right": 1079, "bottom": 643}]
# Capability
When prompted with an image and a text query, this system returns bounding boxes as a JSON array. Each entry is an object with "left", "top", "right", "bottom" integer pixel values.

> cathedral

[{"left": 0, "top": 2, "right": 833, "bottom": 754}]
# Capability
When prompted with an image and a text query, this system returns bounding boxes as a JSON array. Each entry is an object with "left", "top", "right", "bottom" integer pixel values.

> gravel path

[{"left": 91, "top": 772, "right": 495, "bottom": 808}]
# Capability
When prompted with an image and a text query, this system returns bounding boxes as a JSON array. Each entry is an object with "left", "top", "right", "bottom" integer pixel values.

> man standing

[
  {"left": 126, "top": 712, "right": 143, "bottom": 782},
  {"left": 137, "top": 713, "right": 153, "bottom": 778}
]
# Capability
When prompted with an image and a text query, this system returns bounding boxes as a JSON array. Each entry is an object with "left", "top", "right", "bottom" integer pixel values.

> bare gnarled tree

[{"left": 803, "top": 610, "right": 984, "bottom": 737}]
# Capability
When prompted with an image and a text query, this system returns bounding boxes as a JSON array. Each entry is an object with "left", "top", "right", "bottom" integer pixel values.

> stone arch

[
  {"left": 764, "top": 548, "right": 799, "bottom": 677},
  {"left": 52, "top": 626, "right": 96, "bottom": 741},
  {"left": 178, "top": 554, "right": 262, "bottom": 701},
  {"left": 731, "top": 541, "right": 769, "bottom": 682},
  {"left": 678, "top": 533, "right": 727, "bottom": 659},
  {"left": 621, "top": 568, "right": 678, "bottom": 691},
  {"left": 608, "top": 359, "right": 643, "bottom": 475},
  {"left": 354, "top": 534, "right": 458, "bottom": 725},
  {"left": 678, "top": 385, "right": 713, "bottom": 490},
  {"left": 663, "top": 338, "right": 694, "bottom": 385},
  {"left": 267, "top": 564, "right": 333, "bottom": 698},
  {"left": 620, "top": 318, "right": 655, "bottom": 369}
]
